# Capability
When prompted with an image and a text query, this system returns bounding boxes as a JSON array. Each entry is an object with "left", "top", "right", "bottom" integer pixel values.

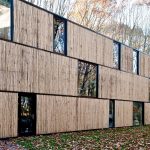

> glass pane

[
  {"left": 133, "top": 50, "right": 138, "bottom": 74},
  {"left": 0, "top": 0, "right": 11, "bottom": 39},
  {"left": 133, "top": 102, "right": 143, "bottom": 126},
  {"left": 54, "top": 16, "right": 66, "bottom": 54},
  {"left": 78, "top": 61, "right": 97, "bottom": 97},
  {"left": 109, "top": 100, "right": 115, "bottom": 128},
  {"left": 113, "top": 42, "right": 120, "bottom": 69},
  {"left": 20, "top": 96, "right": 35, "bottom": 134}
]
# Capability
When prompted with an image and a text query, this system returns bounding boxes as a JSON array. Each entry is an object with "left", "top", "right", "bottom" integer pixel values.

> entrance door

[{"left": 18, "top": 93, "right": 36, "bottom": 136}]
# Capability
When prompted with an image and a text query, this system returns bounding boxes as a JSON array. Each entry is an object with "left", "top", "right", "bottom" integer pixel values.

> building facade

[{"left": 0, "top": 0, "right": 150, "bottom": 138}]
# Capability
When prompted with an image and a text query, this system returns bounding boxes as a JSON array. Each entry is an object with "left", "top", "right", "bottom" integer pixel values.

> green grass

[{"left": 10, "top": 125, "right": 150, "bottom": 149}]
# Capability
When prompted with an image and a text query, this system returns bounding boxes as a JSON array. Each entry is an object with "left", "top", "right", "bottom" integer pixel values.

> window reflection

[
  {"left": 20, "top": 95, "right": 35, "bottom": 134},
  {"left": 0, "top": 0, "right": 11, "bottom": 39},
  {"left": 133, "top": 102, "right": 144, "bottom": 126},
  {"left": 78, "top": 61, "right": 97, "bottom": 97},
  {"left": 133, "top": 50, "right": 138, "bottom": 74},
  {"left": 54, "top": 16, "right": 66, "bottom": 54},
  {"left": 109, "top": 100, "right": 115, "bottom": 128},
  {"left": 113, "top": 42, "right": 120, "bottom": 69}
]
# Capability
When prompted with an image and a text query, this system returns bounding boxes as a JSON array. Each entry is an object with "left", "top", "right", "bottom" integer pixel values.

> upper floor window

[
  {"left": 113, "top": 41, "right": 121, "bottom": 69},
  {"left": 133, "top": 102, "right": 144, "bottom": 126},
  {"left": 54, "top": 15, "right": 67, "bottom": 55},
  {"left": 0, "top": 0, "right": 12, "bottom": 40},
  {"left": 78, "top": 61, "right": 98, "bottom": 97},
  {"left": 133, "top": 50, "right": 139, "bottom": 74}
]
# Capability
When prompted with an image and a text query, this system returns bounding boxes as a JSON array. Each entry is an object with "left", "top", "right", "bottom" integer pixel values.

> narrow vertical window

[
  {"left": 54, "top": 15, "right": 67, "bottom": 55},
  {"left": 113, "top": 41, "right": 121, "bottom": 69},
  {"left": 0, "top": 0, "right": 12, "bottom": 40},
  {"left": 18, "top": 93, "right": 36, "bottom": 136},
  {"left": 133, "top": 102, "right": 144, "bottom": 126},
  {"left": 109, "top": 100, "right": 115, "bottom": 128},
  {"left": 78, "top": 61, "right": 98, "bottom": 97},
  {"left": 133, "top": 50, "right": 139, "bottom": 74}
]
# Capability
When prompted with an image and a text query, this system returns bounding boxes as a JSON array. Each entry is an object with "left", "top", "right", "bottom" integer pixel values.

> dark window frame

[
  {"left": 109, "top": 100, "right": 115, "bottom": 128},
  {"left": 0, "top": 0, "right": 14, "bottom": 41},
  {"left": 133, "top": 101, "right": 144, "bottom": 126},
  {"left": 77, "top": 60, "right": 99, "bottom": 98},
  {"left": 18, "top": 92, "right": 36, "bottom": 136},
  {"left": 113, "top": 41, "right": 121, "bottom": 70},
  {"left": 132, "top": 49, "right": 139, "bottom": 75},
  {"left": 53, "top": 14, "right": 67, "bottom": 56}
]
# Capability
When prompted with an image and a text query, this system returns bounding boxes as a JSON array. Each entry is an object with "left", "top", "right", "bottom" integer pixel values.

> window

[
  {"left": 18, "top": 93, "right": 36, "bottom": 136},
  {"left": 133, "top": 50, "right": 139, "bottom": 74},
  {"left": 133, "top": 102, "right": 144, "bottom": 126},
  {"left": 54, "top": 15, "right": 67, "bottom": 55},
  {"left": 113, "top": 42, "right": 121, "bottom": 69},
  {"left": 0, "top": 0, "right": 12, "bottom": 40},
  {"left": 78, "top": 61, "right": 98, "bottom": 97},
  {"left": 109, "top": 100, "right": 115, "bottom": 128}
]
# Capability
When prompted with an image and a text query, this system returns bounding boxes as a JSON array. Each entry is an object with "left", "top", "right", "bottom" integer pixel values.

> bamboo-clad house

[{"left": 0, "top": 0, "right": 150, "bottom": 138}]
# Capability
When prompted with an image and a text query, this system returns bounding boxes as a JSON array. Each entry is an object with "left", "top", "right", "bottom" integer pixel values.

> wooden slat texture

[
  {"left": 0, "top": 92, "right": 18, "bottom": 138},
  {"left": 37, "top": 95, "right": 109, "bottom": 134},
  {"left": 139, "top": 53, "right": 150, "bottom": 78},
  {"left": 77, "top": 98, "right": 109, "bottom": 130},
  {"left": 121, "top": 45, "right": 133, "bottom": 73},
  {"left": 115, "top": 101, "right": 133, "bottom": 127},
  {"left": 99, "top": 66, "right": 149, "bottom": 101},
  {"left": 0, "top": 40, "right": 78, "bottom": 95},
  {"left": 36, "top": 95, "right": 77, "bottom": 134},
  {"left": 68, "top": 22, "right": 113, "bottom": 67},
  {"left": 144, "top": 103, "right": 150, "bottom": 125},
  {"left": 14, "top": 0, "right": 53, "bottom": 51}
]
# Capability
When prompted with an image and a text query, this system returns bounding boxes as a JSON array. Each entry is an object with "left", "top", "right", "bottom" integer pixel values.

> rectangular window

[
  {"left": 109, "top": 100, "right": 115, "bottom": 128},
  {"left": 78, "top": 61, "right": 98, "bottom": 97},
  {"left": 18, "top": 93, "right": 36, "bottom": 136},
  {"left": 133, "top": 50, "right": 139, "bottom": 74},
  {"left": 133, "top": 102, "right": 144, "bottom": 126},
  {"left": 0, "top": 0, "right": 12, "bottom": 40},
  {"left": 54, "top": 15, "right": 67, "bottom": 55},
  {"left": 113, "top": 41, "right": 121, "bottom": 69}
]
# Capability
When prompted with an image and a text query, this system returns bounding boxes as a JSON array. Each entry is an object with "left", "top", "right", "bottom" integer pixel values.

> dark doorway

[{"left": 18, "top": 93, "right": 36, "bottom": 136}]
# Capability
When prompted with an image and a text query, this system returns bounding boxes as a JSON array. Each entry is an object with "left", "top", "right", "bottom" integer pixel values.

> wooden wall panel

[
  {"left": 77, "top": 98, "right": 109, "bottom": 130},
  {"left": 37, "top": 9, "right": 53, "bottom": 51},
  {"left": 115, "top": 101, "right": 133, "bottom": 127},
  {"left": 0, "top": 40, "right": 78, "bottom": 95},
  {"left": 68, "top": 22, "right": 113, "bottom": 67},
  {"left": 139, "top": 53, "right": 150, "bottom": 78},
  {"left": 121, "top": 45, "right": 133, "bottom": 73},
  {"left": 14, "top": 0, "right": 53, "bottom": 51},
  {"left": 99, "top": 66, "right": 149, "bottom": 101},
  {"left": 36, "top": 95, "right": 77, "bottom": 134},
  {"left": 144, "top": 103, "right": 150, "bottom": 125},
  {"left": 37, "top": 95, "right": 109, "bottom": 134},
  {"left": 0, "top": 92, "right": 18, "bottom": 138}
]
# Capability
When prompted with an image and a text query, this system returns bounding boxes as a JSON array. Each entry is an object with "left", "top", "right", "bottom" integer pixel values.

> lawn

[{"left": 2, "top": 125, "right": 150, "bottom": 149}]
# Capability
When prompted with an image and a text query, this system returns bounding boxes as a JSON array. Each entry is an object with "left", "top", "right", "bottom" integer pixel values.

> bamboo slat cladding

[
  {"left": 139, "top": 53, "right": 150, "bottom": 78},
  {"left": 144, "top": 103, "right": 150, "bottom": 125},
  {"left": 115, "top": 101, "right": 133, "bottom": 127},
  {"left": 0, "top": 40, "right": 78, "bottom": 95},
  {"left": 36, "top": 95, "right": 77, "bottom": 134},
  {"left": 0, "top": 92, "right": 18, "bottom": 138},
  {"left": 13, "top": 0, "right": 53, "bottom": 51},
  {"left": 68, "top": 22, "right": 114, "bottom": 67},
  {"left": 99, "top": 66, "right": 149, "bottom": 101},
  {"left": 77, "top": 98, "right": 109, "bottom": 130},
  {"left": 36, "top": 95, "right": 109, "bottom": 134},
  {"left": 121, "top": 45, "right": 133, "bottom": 73}
]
